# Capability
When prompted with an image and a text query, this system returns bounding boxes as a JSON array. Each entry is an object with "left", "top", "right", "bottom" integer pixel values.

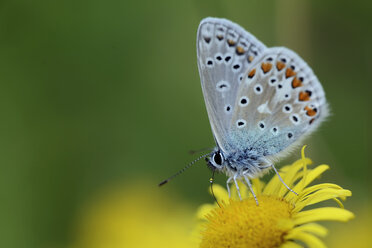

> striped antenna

[{"left": 158, "top": 153, "right": 209, "bottom": 186}]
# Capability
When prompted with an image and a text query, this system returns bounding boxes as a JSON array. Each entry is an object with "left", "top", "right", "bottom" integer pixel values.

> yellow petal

[
  {"left": 277, "top": 161, "right": 308, "bottom": 198},
  {"left": 264, "top": 156, "right": 312, "bottom": 196},
  {"left": 196, "top": 204, "right": 215, "bottom": 220},
  {"left": 294, "top": 189, "right": 351, "bottom": 212},
  {"left": 291, "top": 223, "right": 328, "bottom": 237},
  {"left": 294, "top": 207, "right": 355, "bottom": 225},
  {"left": 209, "top": 184, "right": 229, "bottom": 203},
  {"left": 303, "top": 164, "right": 329, "bottom": 187},
  {"left": 301, "top": 145, "right": 307, "bottom": 158},
  {"left": 228, "top": 180, "right": 251, "bottom": 199},
  {"left": 280, "top": 241, "right": 303, "bottom": 248},
  {"left": 298, "top": 183, "right": 343, "bottom": 197},
  {"left": 239, "top": 180, "right": 249, "bottom": 198},
  {"left": 286, "top": 231, "right": 326, "bottom": 248},
  {"left": 252, "top": 178, "right": 264, "bottom": 195},
  {"left": 288, "top": 183, "right": 343, "bottom": 203},
  {"left": 283, "top": 156, "right": 312, "bottom": 175},
  {"left": 332, "top": 198, "right": 345, "bottom": 208},
  {"left": 286, "top": 165, "right": 330, "bottom": 202},
  {"left": 262, "top": 172, "right": 282, "bottom": 195}
]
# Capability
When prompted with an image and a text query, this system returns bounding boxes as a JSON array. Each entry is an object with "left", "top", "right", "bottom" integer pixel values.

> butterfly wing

[
  {"left": 229, "top": 47, "right": 328, "bottom": 159},
  {"left": 197, "top": 17, "right": 267, "bottom": 152}
]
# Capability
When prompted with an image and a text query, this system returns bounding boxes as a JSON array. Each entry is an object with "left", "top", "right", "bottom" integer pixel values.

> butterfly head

[{"left": 206, "top": 149, "right": 225, "bottom": 172}]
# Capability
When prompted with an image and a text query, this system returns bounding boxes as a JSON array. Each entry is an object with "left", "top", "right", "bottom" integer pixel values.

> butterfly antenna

[
  {"left": 210, "top": 170, "right": 221, "bottom": 208},
  {"left": 158, "top": 153, "right": 209, "bottom": 186},
  {"left": 189, "top": 147, "right": 212, "bottom": 155}
]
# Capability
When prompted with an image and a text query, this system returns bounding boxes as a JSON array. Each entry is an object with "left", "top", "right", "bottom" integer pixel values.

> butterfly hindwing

[
  {"left": 229, "top": 47, "right": 328, "bottom": 158},
  {"left": 197, "top": 17, "right": 266, "bottom": 152}
]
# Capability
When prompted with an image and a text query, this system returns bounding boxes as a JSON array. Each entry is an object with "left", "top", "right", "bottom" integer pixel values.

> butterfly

[{"left": 197, "top": 17, "right": 328, "bottom": 203}]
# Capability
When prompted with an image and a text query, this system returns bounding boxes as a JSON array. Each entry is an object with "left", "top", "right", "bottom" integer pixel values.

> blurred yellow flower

[
  {"left": 196, "top": 147, "right": 354, "bottom": 248},
  {"left": 326, "top": 206, "right": 371, "bottom": 248},
  {"left": 70, "top": 183, "right": 197, "bottom": 248}
]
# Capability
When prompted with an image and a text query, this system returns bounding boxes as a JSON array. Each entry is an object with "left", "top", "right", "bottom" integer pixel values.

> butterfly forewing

[
  {"left": 229, "top": 47, "right": 328, "bottom": 158},
  {"left": 197, "top": 17, "right": 266, "bottom": 152}
]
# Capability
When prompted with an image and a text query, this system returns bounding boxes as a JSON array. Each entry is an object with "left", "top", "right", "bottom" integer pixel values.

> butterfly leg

[
  {"left": 226, "top": 177, "right": 233, "bottom": 198},
  {"left": 271, "top": 164, "right": 298, "bottom": 196},
  {"left": 243, "top": 174, "right": 259, "bottom": 206},
  {"left": 233, "top": 174, "right": 242, "bottom": 200}
]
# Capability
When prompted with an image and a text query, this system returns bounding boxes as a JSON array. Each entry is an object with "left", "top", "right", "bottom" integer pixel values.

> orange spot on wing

[
  {"left": 291, "top": 77, "right": 303, "bottom": 88},
  {"left": 216, "top": 35, "right": 223, "bottom": 40},
  {"left": 299, "top": 91, "right": 311, "bottom": 101},
  {"left": 248, "top": 69, "right": 256, "bottom": 78},
  {"left": 304, "top": 106, "right": 317, "bottom": 116},
  {"left": 286, "top": 68, "right": 296, "bottom": 78},
  {"left": 227, "top": 39, "right": 236, "bottom": 46},
  {"left": 261, "top": 62, "right": 272, "bottom": 73},
  {"left": 276, "top": 61, "right": 285, "bottom": 71},
  {"left": 236, "top": 46, "right": 245, "bottom": 55},
  {"left": 248, "top": 56, "right": 254, "bottom": 62}
]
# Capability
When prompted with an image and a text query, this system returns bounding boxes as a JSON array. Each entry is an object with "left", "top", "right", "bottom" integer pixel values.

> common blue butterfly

[{"left": 197, "top": 17, "right": 328, "bottom": 203}]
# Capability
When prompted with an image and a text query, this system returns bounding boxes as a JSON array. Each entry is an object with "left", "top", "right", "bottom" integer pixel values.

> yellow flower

[
  {"left": 326, "top": 206, "right": 371, "bottom": 248},
  {"left": 196, "top": 146, "right": 354, "bottom": 248},
  {"left": 70, "top": 183, "right": 197, "bottom": 248}
]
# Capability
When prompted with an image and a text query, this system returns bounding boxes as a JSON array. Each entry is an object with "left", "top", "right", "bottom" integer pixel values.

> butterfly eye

[
  {"left": 206, "top": 151, "right": 224, "bottom": 171},
  {"left": 207, "top": 151, "right": 225, "bottom": 171},
  {"left": 212, "top": 152, "right": 224, "bottom": 166}
]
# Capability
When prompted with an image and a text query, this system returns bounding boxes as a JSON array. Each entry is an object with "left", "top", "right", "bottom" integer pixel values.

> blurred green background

[{"left": 0, "top": 0, "right": 370, "bottom": 247}]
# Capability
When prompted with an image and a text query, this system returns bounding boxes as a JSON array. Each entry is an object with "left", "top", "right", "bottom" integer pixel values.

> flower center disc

[{"left": 200, "top": 196, "right": 293, "bottom": 248}]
